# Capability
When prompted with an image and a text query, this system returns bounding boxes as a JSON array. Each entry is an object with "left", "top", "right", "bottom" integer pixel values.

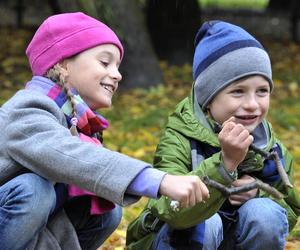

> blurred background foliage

[
  {"left": 1, "top": 0, "right": 300, "bottom": 249},
  {"left": 199, "top": 0, "right": 269, "bottom": 9}
]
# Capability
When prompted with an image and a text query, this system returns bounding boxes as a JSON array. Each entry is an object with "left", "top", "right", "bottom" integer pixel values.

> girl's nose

[{"left": 110, "top": 67, "right": 122, "bottom": 82}]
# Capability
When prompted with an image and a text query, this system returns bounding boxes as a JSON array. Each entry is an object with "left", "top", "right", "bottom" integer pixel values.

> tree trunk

[
  {"left": 106, "top": 0, "right": 163, "bottom": 89},
  {"left": 146, "top": 0, "right": 201, "bottom": 64},
  {"left": 267, "top": 0, "right": 300, "bottom": 42}
]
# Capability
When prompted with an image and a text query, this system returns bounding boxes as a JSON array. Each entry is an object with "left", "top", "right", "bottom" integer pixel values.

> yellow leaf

[{"left": 115, "top": 229, "right": 126, "bottom": 238}]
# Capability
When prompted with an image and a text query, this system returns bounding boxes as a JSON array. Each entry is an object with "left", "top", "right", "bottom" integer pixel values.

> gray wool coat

[{"left": 0, "top": 88, "right": 155, "bottom": 249}]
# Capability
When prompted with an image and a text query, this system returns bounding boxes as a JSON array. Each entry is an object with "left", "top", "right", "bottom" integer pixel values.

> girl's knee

[
  {"left": 8, "top": 173, "right": 56, "bottom": 215},
  {"left": 106, "top": 205, "right": 122, "bottom": 230}
]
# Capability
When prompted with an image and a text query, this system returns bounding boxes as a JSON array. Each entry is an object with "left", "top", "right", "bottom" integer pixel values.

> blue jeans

[
  {"left": 153, "top": 198, "right": 288, "bottom": 250},
  {"left": 153, "top": 213, "right": 223, "bottom": 250},
  {"left": 64, "top": 195, "right": 122, "bottom": 250},
  {"left": 0, "top": 173, "right": 122, "bottom": 250}
]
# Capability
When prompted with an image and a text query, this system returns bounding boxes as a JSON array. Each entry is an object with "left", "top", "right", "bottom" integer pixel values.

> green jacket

[{"left": 127, "top": 91, "right": 300, "bottom": 250}]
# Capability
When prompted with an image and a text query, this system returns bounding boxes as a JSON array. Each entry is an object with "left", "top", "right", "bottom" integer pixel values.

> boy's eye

[
  {"left": 257, "top": 88, "right": 270, "bottom": 96},
  {"left": 230, "top": 89, "right": 243, "bottom": 95}
]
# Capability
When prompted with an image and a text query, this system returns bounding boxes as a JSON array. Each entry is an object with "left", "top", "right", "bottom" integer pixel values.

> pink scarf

[{"left": 68, "top": 134, "right": 115, "bottom": 215}]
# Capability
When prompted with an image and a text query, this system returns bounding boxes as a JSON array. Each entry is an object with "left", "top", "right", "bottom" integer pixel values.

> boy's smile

[{"left": 207, "top": 75, "right": 271, "bottom": 132}]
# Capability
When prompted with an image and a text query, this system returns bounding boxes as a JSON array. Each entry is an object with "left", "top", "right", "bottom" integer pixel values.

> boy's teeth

[{"left": 238, "top": 116, "right": 256, "bottom": 119}]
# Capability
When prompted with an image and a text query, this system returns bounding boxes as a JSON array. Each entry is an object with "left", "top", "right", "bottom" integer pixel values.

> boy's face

[
  {"left": 207, "top": 75, "right": 270, "bottom": 132},
  {"left": 64, "top": 44, "right": 122, "bottom": 110}
]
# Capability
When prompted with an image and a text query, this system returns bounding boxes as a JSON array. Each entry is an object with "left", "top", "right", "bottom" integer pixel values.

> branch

[
  {"left": 271, "top": 152, "right": 293, "bottom": 188},
  {"left": 202, "top": 176, "right": 283, "bottom": 199},
  {"left": 170, "top": 176, "right": 284, "bottom": 212}
]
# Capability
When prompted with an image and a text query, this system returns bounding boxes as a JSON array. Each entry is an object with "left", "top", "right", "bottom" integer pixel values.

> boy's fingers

[{"left": 222, "top": 116, "right": 236, "bottom": 128}]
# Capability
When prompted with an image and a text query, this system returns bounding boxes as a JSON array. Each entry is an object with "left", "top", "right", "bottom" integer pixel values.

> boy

[{"left": 126, "top": 21, "right": 300, "bottom": 250}]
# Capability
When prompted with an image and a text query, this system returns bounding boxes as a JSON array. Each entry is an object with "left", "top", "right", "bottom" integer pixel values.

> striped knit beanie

[{"left": 193, "top": 21, "right": 273, "bottom": 109}]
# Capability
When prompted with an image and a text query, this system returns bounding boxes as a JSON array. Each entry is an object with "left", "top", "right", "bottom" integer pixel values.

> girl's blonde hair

[{"left": 46, "top": 64, "right": 79, "bottom": 136}]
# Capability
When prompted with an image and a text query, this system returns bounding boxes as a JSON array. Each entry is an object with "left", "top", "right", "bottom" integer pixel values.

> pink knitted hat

[{"left": 26, "top": 12, "right": 124, "bottom": 76}]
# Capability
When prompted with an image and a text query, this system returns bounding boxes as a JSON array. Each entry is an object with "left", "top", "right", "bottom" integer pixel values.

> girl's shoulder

[
  {"left": 2, "top": 89, "right": 66, "bottom": 124},
  {"left": 5, "top": 89, "right": 57, "bottom": 108}
]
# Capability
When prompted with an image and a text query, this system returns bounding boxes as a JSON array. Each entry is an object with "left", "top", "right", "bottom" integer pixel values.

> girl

[
  {"left": 0, "top": 12, "right": 209, "bottom": 250},
  {"left": 127, "top": 21, "right": 300, "bottom": 250}
]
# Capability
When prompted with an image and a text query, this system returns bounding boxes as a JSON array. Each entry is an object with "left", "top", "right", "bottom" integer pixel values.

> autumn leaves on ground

[{"left": 1, "top": 29, "right": 300, "bottom": 249}]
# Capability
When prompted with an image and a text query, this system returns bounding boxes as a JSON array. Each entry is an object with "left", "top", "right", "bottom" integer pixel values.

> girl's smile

[
  {"left": 63, "top": 44, "right": 122, "bottom": 110},
  {"left": 100, "top": 83, "right": 116, "bottom": 94}
]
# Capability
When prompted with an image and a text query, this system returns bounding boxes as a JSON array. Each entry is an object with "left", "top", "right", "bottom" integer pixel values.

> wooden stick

[
  {"left": 271, "top": 152, "right": 293, "bottom": 188},
  {"left": 170, "top": 176, "right": 284, "bottom": 212},
  {"left": 202, "top": 176, "right": 283, "bottom": 199}
]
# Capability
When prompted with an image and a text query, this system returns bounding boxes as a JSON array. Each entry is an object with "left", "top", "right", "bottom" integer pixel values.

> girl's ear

[
  {"left": 58, "top": 60, "right": 68, "bottom": 71},
  {"left": 58, "top": 61, "right": 69, "bottom": 78}
]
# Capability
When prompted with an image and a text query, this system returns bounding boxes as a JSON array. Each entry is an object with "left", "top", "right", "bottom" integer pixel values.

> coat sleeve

[
  {"left": 148, "top": 128, "right": 234, "bottom": 229},
  {"left": 4, "top": 91, "right": 152, "bottom": 206}
]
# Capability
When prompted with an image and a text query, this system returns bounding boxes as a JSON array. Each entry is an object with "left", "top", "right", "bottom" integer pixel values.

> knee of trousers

[
  {"left": 104, "top": 205, "right": 122, "bottom": 230},
  {"left": 238, "top": 198, "right": 288, "bottom": 237},
  {"left": 204, "top": 213, "right": 223, "bottom": 246},
  {"left": 7, "top": 173, "right": 56, "bottom": 219}
]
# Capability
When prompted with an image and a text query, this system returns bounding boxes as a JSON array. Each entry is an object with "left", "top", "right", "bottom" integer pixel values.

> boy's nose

[{"left": 243, "top": 95, "right": 259, "bottom": 110}]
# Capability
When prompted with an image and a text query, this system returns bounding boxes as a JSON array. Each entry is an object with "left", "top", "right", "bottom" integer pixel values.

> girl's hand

[
  {"left": 229, "top": 175, "right": 258, "bottom": 206},
  {"left": 218, "top": 117, "right": 253, "bottom": 172},
  {"left": 159, "top": 174, "right": 210, "bottom": 208}
]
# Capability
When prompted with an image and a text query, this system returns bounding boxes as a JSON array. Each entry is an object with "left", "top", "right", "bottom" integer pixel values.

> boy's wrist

[
  {"left": 219, "top": 162, "right": 238, "bottom": 183},
  {"left": 221, "top": 152, "right": 238, "bottom": 174}
]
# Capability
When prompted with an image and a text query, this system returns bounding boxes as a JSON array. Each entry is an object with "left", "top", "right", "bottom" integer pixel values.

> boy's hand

[
  {"left": 159, "top": 174, "right": 210, "bottom": 208},
  {"left": 218, "top": 117, "right": 253, "bottom": 172},
  {"left": 229, "top": 175, "right": 258, "bottom": 205}
]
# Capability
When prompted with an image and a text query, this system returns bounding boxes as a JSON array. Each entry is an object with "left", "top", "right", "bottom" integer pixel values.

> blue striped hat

[{"left": 193, "top": 21, "right": 273, "bottom": 109}]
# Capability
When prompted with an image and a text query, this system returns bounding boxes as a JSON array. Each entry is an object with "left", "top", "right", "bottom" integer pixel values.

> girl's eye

[{"left": 100, "top": 61, "right": 109, "bottom": 67}]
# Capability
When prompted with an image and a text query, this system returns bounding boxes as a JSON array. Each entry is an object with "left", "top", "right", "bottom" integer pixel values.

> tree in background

[
  {"left": 8, "top": 0, "right": 164, "bottom": 89},
  {"left": 146, "top": 0, "right": 201, "bottom": 64}
]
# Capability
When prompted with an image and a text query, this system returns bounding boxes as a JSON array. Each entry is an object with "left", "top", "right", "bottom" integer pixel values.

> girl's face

[
  {"left": 64, "top": 44, "right": 122, "bottom": 110},
  {"left": 207, "top": 75, "right": 270, "bottom": 132}
]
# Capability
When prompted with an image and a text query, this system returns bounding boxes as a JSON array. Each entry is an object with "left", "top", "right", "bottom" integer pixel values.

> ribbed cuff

[{"left": 218, "top": 163, "right": 237, "bottom": 184}]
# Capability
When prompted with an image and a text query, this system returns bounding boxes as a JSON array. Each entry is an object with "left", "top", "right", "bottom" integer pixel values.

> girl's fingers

[{"left": 200, "top": 181, "right": 210, "bottom": 201}]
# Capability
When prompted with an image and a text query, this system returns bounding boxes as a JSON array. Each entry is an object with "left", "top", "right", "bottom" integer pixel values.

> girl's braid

[{"left": 46, "top": 64, "right": 79, "bottom": 136}]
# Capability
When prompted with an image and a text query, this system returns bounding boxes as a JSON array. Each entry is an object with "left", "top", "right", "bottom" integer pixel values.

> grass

[{"left": 199, "top": 0, "right": 269, "bottom": 9}]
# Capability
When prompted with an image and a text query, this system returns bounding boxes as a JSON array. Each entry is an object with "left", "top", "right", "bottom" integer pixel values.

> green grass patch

[{"left": 199, "top": 0, "right": 269, "bottom": 9}]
